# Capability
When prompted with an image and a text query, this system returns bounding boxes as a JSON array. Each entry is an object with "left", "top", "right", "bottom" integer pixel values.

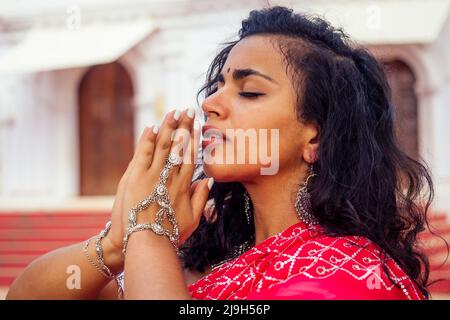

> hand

[
  {"left": 101, "top": 136, "right": 141, "bottom": 273},
  {"left": 122, "top": 108, "right": 213, "bottom": 247},
  {"left": 101, "top": 122, "right": 164, "bottom": 271}
]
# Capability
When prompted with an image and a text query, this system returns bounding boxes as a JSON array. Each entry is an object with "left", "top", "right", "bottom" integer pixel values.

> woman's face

[{"left": 201, "top": 35, "right": 315, "bottom": 182}]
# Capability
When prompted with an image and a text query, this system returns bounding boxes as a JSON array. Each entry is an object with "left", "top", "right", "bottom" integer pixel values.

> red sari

[{"left": 188, "top": 222, "right": 425, "bottom": 300}]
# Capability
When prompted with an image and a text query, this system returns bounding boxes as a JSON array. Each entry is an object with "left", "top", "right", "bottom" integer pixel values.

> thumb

[{"left": 191, "top": 177, "right": 214, "bottom": 223}]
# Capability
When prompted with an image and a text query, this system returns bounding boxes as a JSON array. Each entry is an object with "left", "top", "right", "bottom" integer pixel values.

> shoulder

[
  {"left": 298, "top": 233, "right": 382, "bottom": 266},
  {"left": 250, "top": 233, "right": 424, "bottom": 300}
]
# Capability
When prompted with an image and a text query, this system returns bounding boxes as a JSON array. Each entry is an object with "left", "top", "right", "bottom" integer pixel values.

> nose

[{"left": 201, "top": 89, "right": 228, "bottom": 121}]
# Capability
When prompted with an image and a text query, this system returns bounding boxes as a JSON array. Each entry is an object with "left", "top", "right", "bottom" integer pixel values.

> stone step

[
  {"left": 0, "top": 212, "right": 109, "bottom": 229},
  {"left": 0, "top": 227, "right": 102, "bottom": 241}
]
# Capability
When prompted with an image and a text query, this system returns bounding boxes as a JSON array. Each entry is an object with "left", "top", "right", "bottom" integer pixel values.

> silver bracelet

[
  {"left": 83, "top": 220, "right": 117, "bottom": 280},
  {"left": 114, "top": 274, "right": 124, "bottom": 300},
  {"left": 83, "top": 236, "right": 113, "bottom": 279},
  {"left": 83, "top": 221, "right": 124, "bottom": 300},
  {"left": 124, "top": 223, "right": 181, "bottom": 256},
  {"left": 123, "top": 153, "right": 182, "bottom": 255},
  {"left": 94, "top": 220, "right": 114, "bottom": 279}
]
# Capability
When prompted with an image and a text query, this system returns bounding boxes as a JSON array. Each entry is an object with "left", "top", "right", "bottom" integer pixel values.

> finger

[
  {"left": 130, "top": 126, "right": 150, "bottom": 165},
  {"left": 133, "top": 125, "right": 159, "bottom": 171},
  {"left": 191, "top": 180, "right": 215, "bottom": 222},
  {"left": 115, "top": 159, "right": 134, "bottom": 206},
  {"left": 115, "top": 127, "right": 149, "bottom": 210},
  {"left": 189, "top": 180, "right": 201, "bottom": 196},
  {"left": 170, "top": 108, "right": 195, "bottom": 174},
  {"left": 191, "top": 178, "right": 214, "bottom": 225},
  {"left": 179, "top": 117, "right": 200, "bottom": 181},
  {"left": 110, "top": 147, "right": 140, "bottom": 243},
  {"left": 149, "top": 109, "right": 181, "bottom": 172}
]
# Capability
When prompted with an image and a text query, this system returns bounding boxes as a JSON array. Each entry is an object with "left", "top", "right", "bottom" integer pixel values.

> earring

[
  {"left": 244, "top": 191, "right": 252, "bottom": 225},
  {"left": 295, "top": 164, "right": 318, "bottom": 226}
]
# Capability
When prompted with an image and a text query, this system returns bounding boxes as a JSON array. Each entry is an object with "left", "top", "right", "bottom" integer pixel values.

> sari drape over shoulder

[{"left": 188, "top": 222, "right": 425, "bottom": 300}]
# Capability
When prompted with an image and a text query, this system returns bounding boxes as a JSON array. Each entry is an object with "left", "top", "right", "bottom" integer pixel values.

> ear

[{"left": 301, "top": 122, "right": 320, "bottom": 164}]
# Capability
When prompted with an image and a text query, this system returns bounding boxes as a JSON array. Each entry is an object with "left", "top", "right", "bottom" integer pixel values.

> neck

[{"left": 243, "top": 165, "right": 307, "bottom": 246}]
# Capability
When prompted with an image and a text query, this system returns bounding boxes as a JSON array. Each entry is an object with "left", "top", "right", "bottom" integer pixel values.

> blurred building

[{"left": 0, "top": 0, "right": 449, "bottom": 210}]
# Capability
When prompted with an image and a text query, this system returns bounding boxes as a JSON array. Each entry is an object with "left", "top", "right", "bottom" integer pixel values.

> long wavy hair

[{"left": 179, "top": 6, "right": 435, "bottom": 297}]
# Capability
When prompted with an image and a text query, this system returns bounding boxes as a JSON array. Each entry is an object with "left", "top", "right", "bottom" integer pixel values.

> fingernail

[
  {"left": 187, "top": 107, "right": 195, "bottom": 119},
  {"left": 152, "top": 125, "right": 159, "bottom": 134},
  {"left": 207, "top": 177, "right": 214, "bottom": 190},
  {"left": 173, "top": 109, "right": 181, "bottom": 121}
]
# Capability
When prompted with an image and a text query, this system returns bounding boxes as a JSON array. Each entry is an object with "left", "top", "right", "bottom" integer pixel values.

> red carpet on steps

[
  {"left": 0, "top": 212, "right": 110, "bottom": 287},
  {"left": 0, "top": 211, "right": 449, "bottom": 295}
]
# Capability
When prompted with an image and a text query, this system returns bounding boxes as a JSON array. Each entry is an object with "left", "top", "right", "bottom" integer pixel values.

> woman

[{"left": 7, "top": 6, "right": 433, "bottom": 300}]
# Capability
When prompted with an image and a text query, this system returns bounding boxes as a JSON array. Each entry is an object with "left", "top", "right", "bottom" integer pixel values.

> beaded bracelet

[
  {"left": 83, "top": 220, "right": 124, "bottom": 299},
  {"left": 94, "top": 221, "right": 114, "bottom": 278},
  {"left": 82, "top": 237, "right": 112, "bottom": 279},
  {"left": 123, "top": 153, "right": 182, "bottom": 255}
]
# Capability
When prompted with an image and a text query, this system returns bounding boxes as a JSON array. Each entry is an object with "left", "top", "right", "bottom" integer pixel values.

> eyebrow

[{"left": 217, "top": 68, "right": 278, "bottom": 84}]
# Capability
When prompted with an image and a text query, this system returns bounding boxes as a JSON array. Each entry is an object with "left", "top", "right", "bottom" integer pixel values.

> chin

[{"left": 202, "top": 162, "right": 263, "bottom": 183}]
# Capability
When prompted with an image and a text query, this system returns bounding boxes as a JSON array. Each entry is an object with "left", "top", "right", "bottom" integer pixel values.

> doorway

[{"left": 78, "top": 62, "right": 135, "bottom": 195}]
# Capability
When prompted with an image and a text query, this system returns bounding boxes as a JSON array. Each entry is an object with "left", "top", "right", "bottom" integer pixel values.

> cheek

[
  {"left": 279, "top": 138, "right": 301, "bottom": 166},
  {"left": 277, "top": 124, "right": 304, "bottom": 166},
  {"left": 200, "top": 134, "right": 279, "bottom": 180}
]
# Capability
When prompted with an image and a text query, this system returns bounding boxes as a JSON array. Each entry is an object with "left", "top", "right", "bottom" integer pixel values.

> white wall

[
  {"left": 0, "top": 68, "right": 84, "bottom": 203},
  {"left": 418, "top": 16, "right": 450, "bottom": 214}
]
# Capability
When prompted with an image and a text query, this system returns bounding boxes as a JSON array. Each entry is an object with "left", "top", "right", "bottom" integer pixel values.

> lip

[
  {"left": 201, "top": 139, "right": 222, "bottom": 149},
  {"left": 201, "top": 124, "right": 228, "bottom": 149}
]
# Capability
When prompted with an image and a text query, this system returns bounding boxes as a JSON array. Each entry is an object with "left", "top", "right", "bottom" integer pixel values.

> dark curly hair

[{"left": 180, "top": 6, "right": 435, "bottom": 298}]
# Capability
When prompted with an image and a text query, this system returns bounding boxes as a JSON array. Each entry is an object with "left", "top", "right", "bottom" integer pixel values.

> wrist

[{"left": 102, "top": 235, "right": 125, "bottom": 274}]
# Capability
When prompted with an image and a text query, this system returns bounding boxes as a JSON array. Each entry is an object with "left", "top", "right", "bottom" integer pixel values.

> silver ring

[{"left": 167, "top": 152, "right": 182, "bottom": 167}]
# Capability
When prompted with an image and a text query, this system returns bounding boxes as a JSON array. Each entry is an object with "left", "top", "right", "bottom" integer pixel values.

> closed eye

[
  {"left": 239, "top": 92, "right": 265, "bottom": 98},
  {"left": 212, "top": 74, "right": 265, "bottom": 98}
]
